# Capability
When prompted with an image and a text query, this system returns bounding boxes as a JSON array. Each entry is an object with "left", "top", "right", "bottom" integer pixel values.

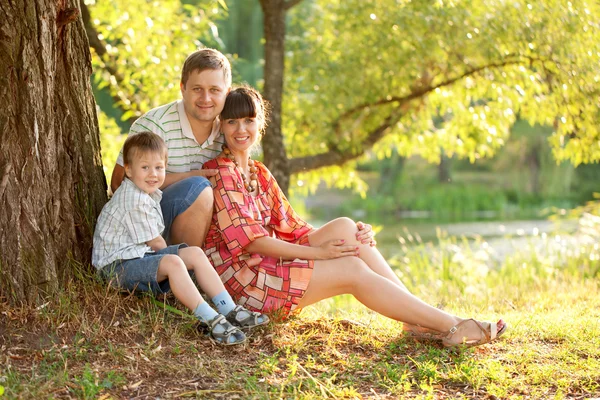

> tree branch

[
  {"left": 290, "top": 55, "right": 551, "bottom": 174},
  {"left": 336, "top": 56, "right": 546, "bottom": 122},
  {"left": 79, "top": 0, "right": 139, "bottom": 126},
  {"left": 284, "top": 0, "right": 304, "bottom": 10},
  {"left": 289, "top": 104, "right": 410, "bottom": 173}
]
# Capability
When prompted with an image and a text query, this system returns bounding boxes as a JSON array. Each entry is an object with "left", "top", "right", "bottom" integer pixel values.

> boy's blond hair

[{"left": 123, "top": 132, "right": 168, "bottom": 165}]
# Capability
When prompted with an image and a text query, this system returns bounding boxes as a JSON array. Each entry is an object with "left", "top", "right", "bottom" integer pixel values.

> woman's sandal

[
  {"left": 226, "top": 305, "right": 270, "bottom": 329},
  {"left": 207, "top": 314, "right": 247, "bottom": 345},
  {"left": 442, "top": 318, "right": 507, "bottom": 348}
]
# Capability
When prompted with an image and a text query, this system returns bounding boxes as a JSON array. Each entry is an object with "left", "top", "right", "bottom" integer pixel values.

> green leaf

[{"left": 217, "top": 0, "right": 228, "bottom": 11}]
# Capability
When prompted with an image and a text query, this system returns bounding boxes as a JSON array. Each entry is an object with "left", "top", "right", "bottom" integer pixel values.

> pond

[
  {"left": 375, "top": 218, "right": 579, "bottom": 261},
  {"left": 309, "top": 216, "right": 580, "bottom": 262}
]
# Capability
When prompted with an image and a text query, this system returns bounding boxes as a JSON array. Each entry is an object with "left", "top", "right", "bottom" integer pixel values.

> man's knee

[
  {"left": 167, "top": 176, "right": 213, "bottom": 217},
  {"left": 186, "top": 187, "right": 213, "bottom": 216}
]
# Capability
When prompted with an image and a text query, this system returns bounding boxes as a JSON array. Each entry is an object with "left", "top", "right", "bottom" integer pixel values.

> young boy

[{"left": 92, "top": 131, "right": 268, "bottom": 345}]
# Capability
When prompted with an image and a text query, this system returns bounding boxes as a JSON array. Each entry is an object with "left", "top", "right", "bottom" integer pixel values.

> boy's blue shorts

[
  {"left": 99, "top": 244, "right": 188, "bottom": 295},
  {"left": 160, "top": 176, "right": 212, "bottom": 243}
]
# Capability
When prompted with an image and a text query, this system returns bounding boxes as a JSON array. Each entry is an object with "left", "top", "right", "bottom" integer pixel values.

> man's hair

[
  {"left": 181, "top": 48, "right": 232, "bottom": 87},
  {"left": 123, "top": 132, "right": 168, "bottom": 165},
  {"left": 220, "top": 85, "right": 270, "bottom": 134}
]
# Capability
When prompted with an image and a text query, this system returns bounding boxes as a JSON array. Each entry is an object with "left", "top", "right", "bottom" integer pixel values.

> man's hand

[
  {"left": 196, "top": 169, "right": 218, "bottom": 177},
  {"left": 356, "top": 221, "right": 376, "bottom": 247},
  {"left": 112, "top": 164, "right": 219, "bottom": 193}
]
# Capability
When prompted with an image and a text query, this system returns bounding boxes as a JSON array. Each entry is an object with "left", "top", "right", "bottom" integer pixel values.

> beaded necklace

[{"left": 222, "top": 145, "right": 258, "bottom": 192}]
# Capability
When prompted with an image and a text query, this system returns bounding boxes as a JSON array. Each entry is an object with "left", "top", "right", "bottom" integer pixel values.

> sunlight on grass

[{"left": 1, "top": 225, "right": 599, "bottom": 398}]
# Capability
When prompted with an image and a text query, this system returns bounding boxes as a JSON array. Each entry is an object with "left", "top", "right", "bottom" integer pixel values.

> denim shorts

[
  {"left": 160, "top": 176, "right": 212, "bottom": 243},
  {"left": 99, "top": 244, "right": 188, "bottom": 295}
]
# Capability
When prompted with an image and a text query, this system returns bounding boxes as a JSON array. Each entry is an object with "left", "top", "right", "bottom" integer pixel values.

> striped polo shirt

[
  {"left": 116, "top": 100, "right": 225, "bottom": 173},
  {"left": 92, "top": 178, "right": 164, "bottom": 269}
]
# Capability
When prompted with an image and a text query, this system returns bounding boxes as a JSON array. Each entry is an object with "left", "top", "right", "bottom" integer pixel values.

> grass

[{"left": 1, "top": 229, "right": 600, "bottom": 399}]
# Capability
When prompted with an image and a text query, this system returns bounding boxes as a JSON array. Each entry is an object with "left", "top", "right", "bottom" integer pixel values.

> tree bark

[
  {"left": 0, "top": 0, "right": 107, "bottom": 304},
  {"left": 259, "top": 0, "right": 291, "bottom": 194},
  {"left": 438, "top": 152, "right": 451, "bottom": 183}
]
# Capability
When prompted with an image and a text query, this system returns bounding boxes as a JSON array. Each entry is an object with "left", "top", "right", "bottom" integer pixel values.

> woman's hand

[
  {"left": 316, "top": 239, "right": 359, "bottom": 260},
  {"left": 356, "top": 221, "right": 376, "bottom": 247}
]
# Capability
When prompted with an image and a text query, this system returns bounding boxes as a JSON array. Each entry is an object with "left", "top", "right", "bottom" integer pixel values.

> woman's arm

[{"left": 245, "top": 236, "right": 358, "bottom": 260}]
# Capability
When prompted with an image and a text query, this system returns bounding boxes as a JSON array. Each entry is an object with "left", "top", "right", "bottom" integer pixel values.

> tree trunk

[
  {"left": 259, "top": 0, "right": 291, "bottom": 194},
  {"left": 527, "top": 138, "right": 542, "bottom": 195},
  {"left": 0, "top": 0, "right": 107, "bottom": 304},
  {"left": 438, "top": 151, "right": 451, "bottom": 183}
]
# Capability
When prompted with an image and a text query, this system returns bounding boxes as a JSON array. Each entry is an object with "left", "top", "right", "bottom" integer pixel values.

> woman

[{"left": 202, "top": 86, "right": 507, "bottom": 347}]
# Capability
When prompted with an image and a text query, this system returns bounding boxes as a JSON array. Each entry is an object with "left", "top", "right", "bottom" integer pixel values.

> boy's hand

[{"left": 146, "top": 236, "right": 167, "bottom": 251}]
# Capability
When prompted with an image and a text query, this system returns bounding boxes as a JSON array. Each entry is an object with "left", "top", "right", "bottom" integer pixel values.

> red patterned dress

[{"left": 203, "top": 157, "right": 314, "bottom": 317}]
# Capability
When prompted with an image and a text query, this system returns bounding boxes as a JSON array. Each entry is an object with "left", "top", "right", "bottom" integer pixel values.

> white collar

[{"left": 176, "top": 100, "right": 221, "bottom": 147}]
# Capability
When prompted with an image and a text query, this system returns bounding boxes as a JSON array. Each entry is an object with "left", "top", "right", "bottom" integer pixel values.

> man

[{"left": 111, "top": 48, "right": 230, "bottom": 247}]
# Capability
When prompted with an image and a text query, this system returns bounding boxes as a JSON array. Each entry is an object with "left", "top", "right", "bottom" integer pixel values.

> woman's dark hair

[{"left": 220, "top": 86, "right": 270, "bottom": 134}]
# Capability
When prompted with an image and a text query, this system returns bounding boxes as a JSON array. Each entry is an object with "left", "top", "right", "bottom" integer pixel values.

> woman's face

[{"left": 221, "top": 117, "right": 260, "bottom": 153}]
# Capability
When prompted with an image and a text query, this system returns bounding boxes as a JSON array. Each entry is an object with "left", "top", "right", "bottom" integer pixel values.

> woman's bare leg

[
  {"left": 306, "top": 218, "right": 507, "bottom": 339},
  {"left": 308, "top": 217, "right": 409, "bottom": 290},
  {"left": 298, "top": 257, "right": 459, "bottom": 332},
  {"left": 308, "top": 218, "right": 443, "bottom": 333}
]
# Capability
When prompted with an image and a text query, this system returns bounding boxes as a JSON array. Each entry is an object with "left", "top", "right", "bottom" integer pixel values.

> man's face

[{"left": 180, "top": 69, "right": 229, "bottom": 125}]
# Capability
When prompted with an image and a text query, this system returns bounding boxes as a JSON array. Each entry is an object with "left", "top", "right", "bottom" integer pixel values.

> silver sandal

[
  {"left": 226, "top": 305, "right": 270, "bottom": 329},
  {"left": 207, "top": 314, "right": 247, "bottom": 345}
]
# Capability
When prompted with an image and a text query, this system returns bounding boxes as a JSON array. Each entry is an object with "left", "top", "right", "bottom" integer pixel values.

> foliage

[
  {"left": 215, "top": 0, "right": 264, "bottom": 86},
  {"left": 86, "top": 0, "right": 227, "bottom": 121},
  {"left": 285, "top": 0, "right": 600, "bottom": 190},
  {"left": 86, "top": 0, "right": 600, "bottom": 197},
  {"left": 98, "top": 110, "right": 126, "bottom": 188}
]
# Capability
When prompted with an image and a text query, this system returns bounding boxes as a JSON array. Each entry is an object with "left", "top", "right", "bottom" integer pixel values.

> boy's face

[
  {"left": 180, "top": 68, "right": 230, "bottom": 126},
  {"left": 124, "top": 151, "right": 166, "bottom": 194}
]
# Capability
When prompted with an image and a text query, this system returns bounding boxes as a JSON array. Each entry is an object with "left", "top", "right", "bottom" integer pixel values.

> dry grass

[{"left": 2, "top": 232, "right": 600, "bottom": 399}]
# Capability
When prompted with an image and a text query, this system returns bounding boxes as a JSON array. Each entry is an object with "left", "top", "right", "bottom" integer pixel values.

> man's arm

[
  {"left": 110, "top": 164, "right": 126, "bottom": 193},
  {"left": 110, "top": 164, "right": 218, "bottom": 193}
]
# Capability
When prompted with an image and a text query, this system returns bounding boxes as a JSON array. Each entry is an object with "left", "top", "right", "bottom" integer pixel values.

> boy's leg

[
  {"left": 156, "top": 254, "right": 205, "bottom": 311},
  {"left": 177, "top": 245, "right": 227, "bottom": 299},
  {"left": 178, "top": 246, "right": 269, "bottom": 327},
  {"left": 153, "top": 251, "right": 246, "bottom": 345},
  {"left": 101, "top": 249, "right": 245, "bottom": 344},
  {"left": 160, "top": 176, "right": 213, "bottom": 247}
]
